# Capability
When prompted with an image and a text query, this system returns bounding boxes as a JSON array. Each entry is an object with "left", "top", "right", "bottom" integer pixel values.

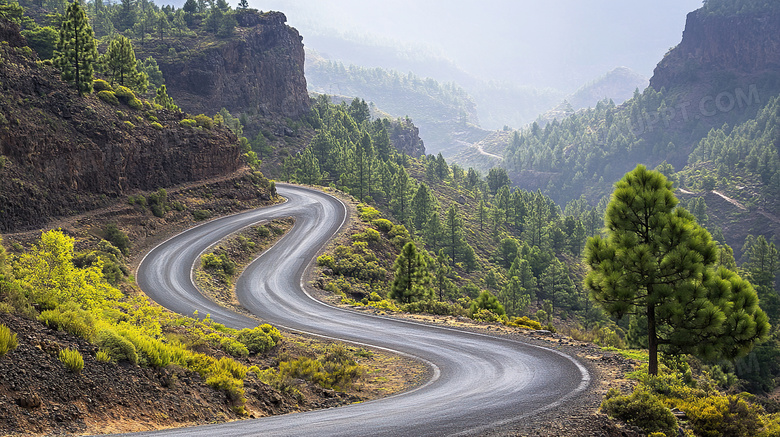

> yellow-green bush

[
  {"left": 505, "top": 316, "right": 542, "bottom": 330},
  {"left": 93, "top": 79, "right": 112, "bottom": 92},
  {"left": 220, "top": 336, "right": 249, "bottom": 357},
  {"left": 114, "top": 85, "right": 143, "bottom": 110},
  {"left": 95, "top": 349, "right": 112, "bottom": 362},
  {"left": 206, "top": 371, "right": 245, "bottom": 403},
  {"left": 96, "top": 328, "right": 138, "bottom": 364},
  {"left": 667, "top": 394, "right": 764, "bottom": 437},
  {"left": 150, "top": 121, "right": 163, "bottom": 130},
  {"left": 194, "top": 114, "right": 213, "bottom": 129},
  {"left": 372, "top": 218, "right": 394, "bottom": 232},
  {"left": 357, "top": 204, "right": 380, "bottom": 221},
  {"left": 600, "top": 387, "right": 677, "bottom": 436},
  {"left": 0, "top": 323, "right": 17, "bottom": 358},
  {"left": 59, "top": 348, "right": 85, "bottom": 373},
  {"left": 117, "top": 327, "right": 172, "bottom": 368},
  {"left": 180, "top": 118, "right": 197, "bottom": 128},
  {"left": 38, "top": 302, "right": 96, "bottom": 341},
  {"left": 236, "top": 326, "right": 276, "bottom": 354},
  {"left": 97, "top": 90, "right": 119, "bottom": 105},
  {"left": 352, "top": 228, "right": 381, "bottom": 243}
]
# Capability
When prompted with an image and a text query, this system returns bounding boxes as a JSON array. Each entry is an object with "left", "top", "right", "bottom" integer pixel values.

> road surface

[{"left": 134, "top": 184, "right": 590, "bottom": 436}]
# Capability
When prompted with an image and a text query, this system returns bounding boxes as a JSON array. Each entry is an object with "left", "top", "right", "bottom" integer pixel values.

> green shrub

[
  {"left": 194, "top": 114, "right": 213, "bottom": 129},
  {"left": 119, "top": 329, "right": 171, "bottom": 368},
  {"left": 212, "top": 356, "right": 247, "bottom": 379},
  {"left": 505, "top": 316, "right": 542, "bottom": 330},
  {"left": 372, "top": 218, "right": 393, "bottom": 232},
  {"left": 357, "top": 205, "right": 380, "bottom": 221},
  {"left": 151, "top": 121, "right": 163, "bottom": 130},
  {"left": 237, "top": 326, "right": 276, "bottom": 354},
  {"left": 193, "top": 209, "right": 211, "bottom": 221},
  {"left": 96, "top": 329, "right": 138, "bottom": 364},
  {"left": 180, "top": 118, "right": 197, "bottom": 128},
  {"left": 95, "top": 349, "right": 112, "bottom": 363},
  {"left": 206, "top": 371, "right": 245, "bottom": 402},
  {"left": 469, "top": 291, "right": 506, "bottom": 318},
  {"left": 38, "top": 302, "right": 96, "bottom": 341},
  {"left": 124, "top": 120, "right": 135, "bottom": 129},
  {"left": 104, "top": 223, "right": 130, "bottom": 255},
  {"left": 0, "top": 323, "right": 17, "bottom": 358},
  {"left": 114, "top": 85, "right": 143, "bottom": 110},
  {"left": 97, "top": 90, "right": 119, "bottom": 105},
  {"left": 669, "top": 394, "right": 764, "bottom": 437},
  {"left": 220, "top": 337, "right": 249, "bottom": 357},
  {"left": 600, "top": 387, "right": 677, "bottom": 436},
  {"left": 403, "top": 300, "right": 463, "bottom": 316},
  {"left": 352, "top": 228, "right": 381, "bottom": 243},
  {"left": 92, "top": 79, "right": 111, "bottom": 92},
  {"left": 59, "top": 348, "right": 85, "bottom": 373}
]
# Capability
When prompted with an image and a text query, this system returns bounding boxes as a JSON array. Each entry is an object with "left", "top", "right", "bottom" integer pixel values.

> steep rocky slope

[
  {"left": 0, "top": 19, "right": 241, "bottom": 232},
  {"left": 150, "top": 10, "right": 308, "bottom": 120},
  {"left": 650, "top": 7, "right": 780, "bottom": 133}
]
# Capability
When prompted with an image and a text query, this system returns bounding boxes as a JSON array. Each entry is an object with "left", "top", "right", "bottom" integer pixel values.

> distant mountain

[{"left": 567, "top": 67, "right": 648, "bottom": 110}]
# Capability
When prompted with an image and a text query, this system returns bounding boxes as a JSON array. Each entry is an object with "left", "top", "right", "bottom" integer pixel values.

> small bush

[
  {"left": 505, "top": 316, "right": 542, "bottom": 330},
  {"left": 194, "top": 114, "right": 213, "bottom": 129},
  {"left": 0, "top": 323, "right": 18, "bottom": 358},
  {"left": 206, "top": 371, "right": 245, "bottom": 403},
  {"left": 670, "top": 394, "right": 764, "bottom": 437},
  {"left": 38, "top": 302, "right": 96, "bottom": 341},
  {"left": 193, "top": 209, "right": 211, "bottom": 221},
  {"left": 124, "top": 120, "right": 135, "bottom": 129},
  {"left": 151, "top": 121, "right": 163, "bottom": 130},
  {"left": 180, "top": 118, "right": 197, "bottom": 128},
  {"left": 237, "top": 325, "right": 278, "bottom": 354},
  {"left": 220, "top": 337, "right": 249, "bottom": 357},
  {"left": 372, "top": 218, "right": 393, "bottom": 232},
  {"left": 357, "top": 205, "right": 380, "bottom": 221},
  {"left": 97, "top": 90, "right": 119, "bottom": 105},
  {"left": 403, "top": 300, "right": 461, "bottom": 316},
  {"left": 59, "top": 348, "right": 85, "bottom": 373},
  {"left": 114, "top": 85, "right": 143, "bottom": 110},
  {"left": 104, "top": 223, "right": 130, "bottom": 255},
  {"left": 96, "top": 329, "right": 138, "bottom": 364},
  {"left": 93, "top": 79, "right": 112, "bottom": 92},
  {"left": 600, "top": 387, "right": 677, "bottom": 436},
  {"left": 352, "top": 228, "right": 381, "bottom": 243},
  {"left": 96, "top": 349, "right": 112, "bottom": 363}
]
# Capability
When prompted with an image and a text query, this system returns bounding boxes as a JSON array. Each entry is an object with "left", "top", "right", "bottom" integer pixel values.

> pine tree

[
  {"left": 390, "top": 166, "right": 412, "bottom": 224},
  {"left": 433, "top": 250, "right": 452, "bottom": 301},
  {"left": 154, "top": 85, "right": 178, "bottom": 111},
  {"left": 410, "top": 182, "right": 436, "bottom": 234},
  {"left": 584, "top": 165, "right": 769, "bottom": 375},
  {"left": 296, "top": 148, "right": 323, "bottom": 186},
  {"left": 101, "top": 35, "right": 139, "bottom": 87},
  {"left": 390, "top": 242, "right": 431, "bottom": 304},
  {"left": 55, "top": 0, "right": 98, "bottom": 95},
  {"left": 238, "top": 0, "right": 248, "bottom": 9}
]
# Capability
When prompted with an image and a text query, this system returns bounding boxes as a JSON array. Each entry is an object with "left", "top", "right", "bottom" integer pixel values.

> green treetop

[
  {"left": 584, "top": 165, "right": 769, "bottom": 375},
  {"left": 101, "top": 35, "right": 140, "bottom": 87},
  {"left": 55, "top": 0, "right": 98, "bottom": 95}
]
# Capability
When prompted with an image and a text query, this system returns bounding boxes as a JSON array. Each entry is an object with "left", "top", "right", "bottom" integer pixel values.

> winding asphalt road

[{"left": 134, "top": 184, "right": 590, "bottom": 436}]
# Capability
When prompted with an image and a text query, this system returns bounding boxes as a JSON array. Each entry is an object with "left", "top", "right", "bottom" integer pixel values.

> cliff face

[
  {"left": 389, "top": 118, "right": 426, "bottom": 158},
  {"left": 157, "top": 11, "right": 309, "bottom": 119},
  {"left": 651, "top": 10, "right": 780, "bottom": 91},
  {"left": 0, "top": 20, "right": 241, "bottom": 232}
]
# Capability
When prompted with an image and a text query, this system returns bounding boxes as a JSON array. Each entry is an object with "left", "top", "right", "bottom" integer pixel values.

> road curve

[{"left": 134, "top": 184, "right": 590, "bottom": 437}]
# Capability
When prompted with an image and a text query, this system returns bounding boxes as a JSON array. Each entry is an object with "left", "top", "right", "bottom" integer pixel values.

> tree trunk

[{"left": 648, "top": 300, "right": 658, "bottom": 375}]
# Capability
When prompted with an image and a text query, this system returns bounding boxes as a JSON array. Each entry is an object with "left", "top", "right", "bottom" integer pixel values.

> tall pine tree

[
  {"left": 55, "top": 0, "right": 98, "bottom": 95},
  {"left": 584, "top": 165, "right": 769, "bottom": 375}
]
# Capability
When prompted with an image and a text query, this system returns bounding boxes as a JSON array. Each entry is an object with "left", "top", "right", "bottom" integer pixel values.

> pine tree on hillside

[
  {"left": 390, "top": 242, "right": 431, "bottom": 304},
  {"left": 55, "top": 0, "right": 98, "bottom": 95},
  {"left": 101, "top": 35, "right": 138, "bottom": 87},
  {"left": 238, "top": 0, "right": 249, "bottom": 9},
  {"left": 584, "top": 165, "right": 769, "bottom": 375}
]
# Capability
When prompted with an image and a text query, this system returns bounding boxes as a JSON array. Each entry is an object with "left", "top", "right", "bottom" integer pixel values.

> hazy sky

[{"left": 252, "top": 0, "right": 703, "bottom": 91}]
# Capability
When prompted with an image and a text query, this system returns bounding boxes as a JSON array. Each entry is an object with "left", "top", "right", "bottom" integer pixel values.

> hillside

[
  {"left": 450, "top": 1, "right": 780, "bottom": 255},
  {"left": 0, "top": 19, "right": 241, "bottom": 232}
]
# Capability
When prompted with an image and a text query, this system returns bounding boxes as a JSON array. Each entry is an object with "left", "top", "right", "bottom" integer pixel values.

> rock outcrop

[
  {"left": 651, "top": 9, "right": 780, "bottom": 91},
  {"left": 0, "top": 20, "right": 241, "bottom": 232},
  {"left": 389, "top": 118, "right": 426, "bottom": 158},
  {"left": 156, "top": 11, "right": 309, "bottom": 120}
]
